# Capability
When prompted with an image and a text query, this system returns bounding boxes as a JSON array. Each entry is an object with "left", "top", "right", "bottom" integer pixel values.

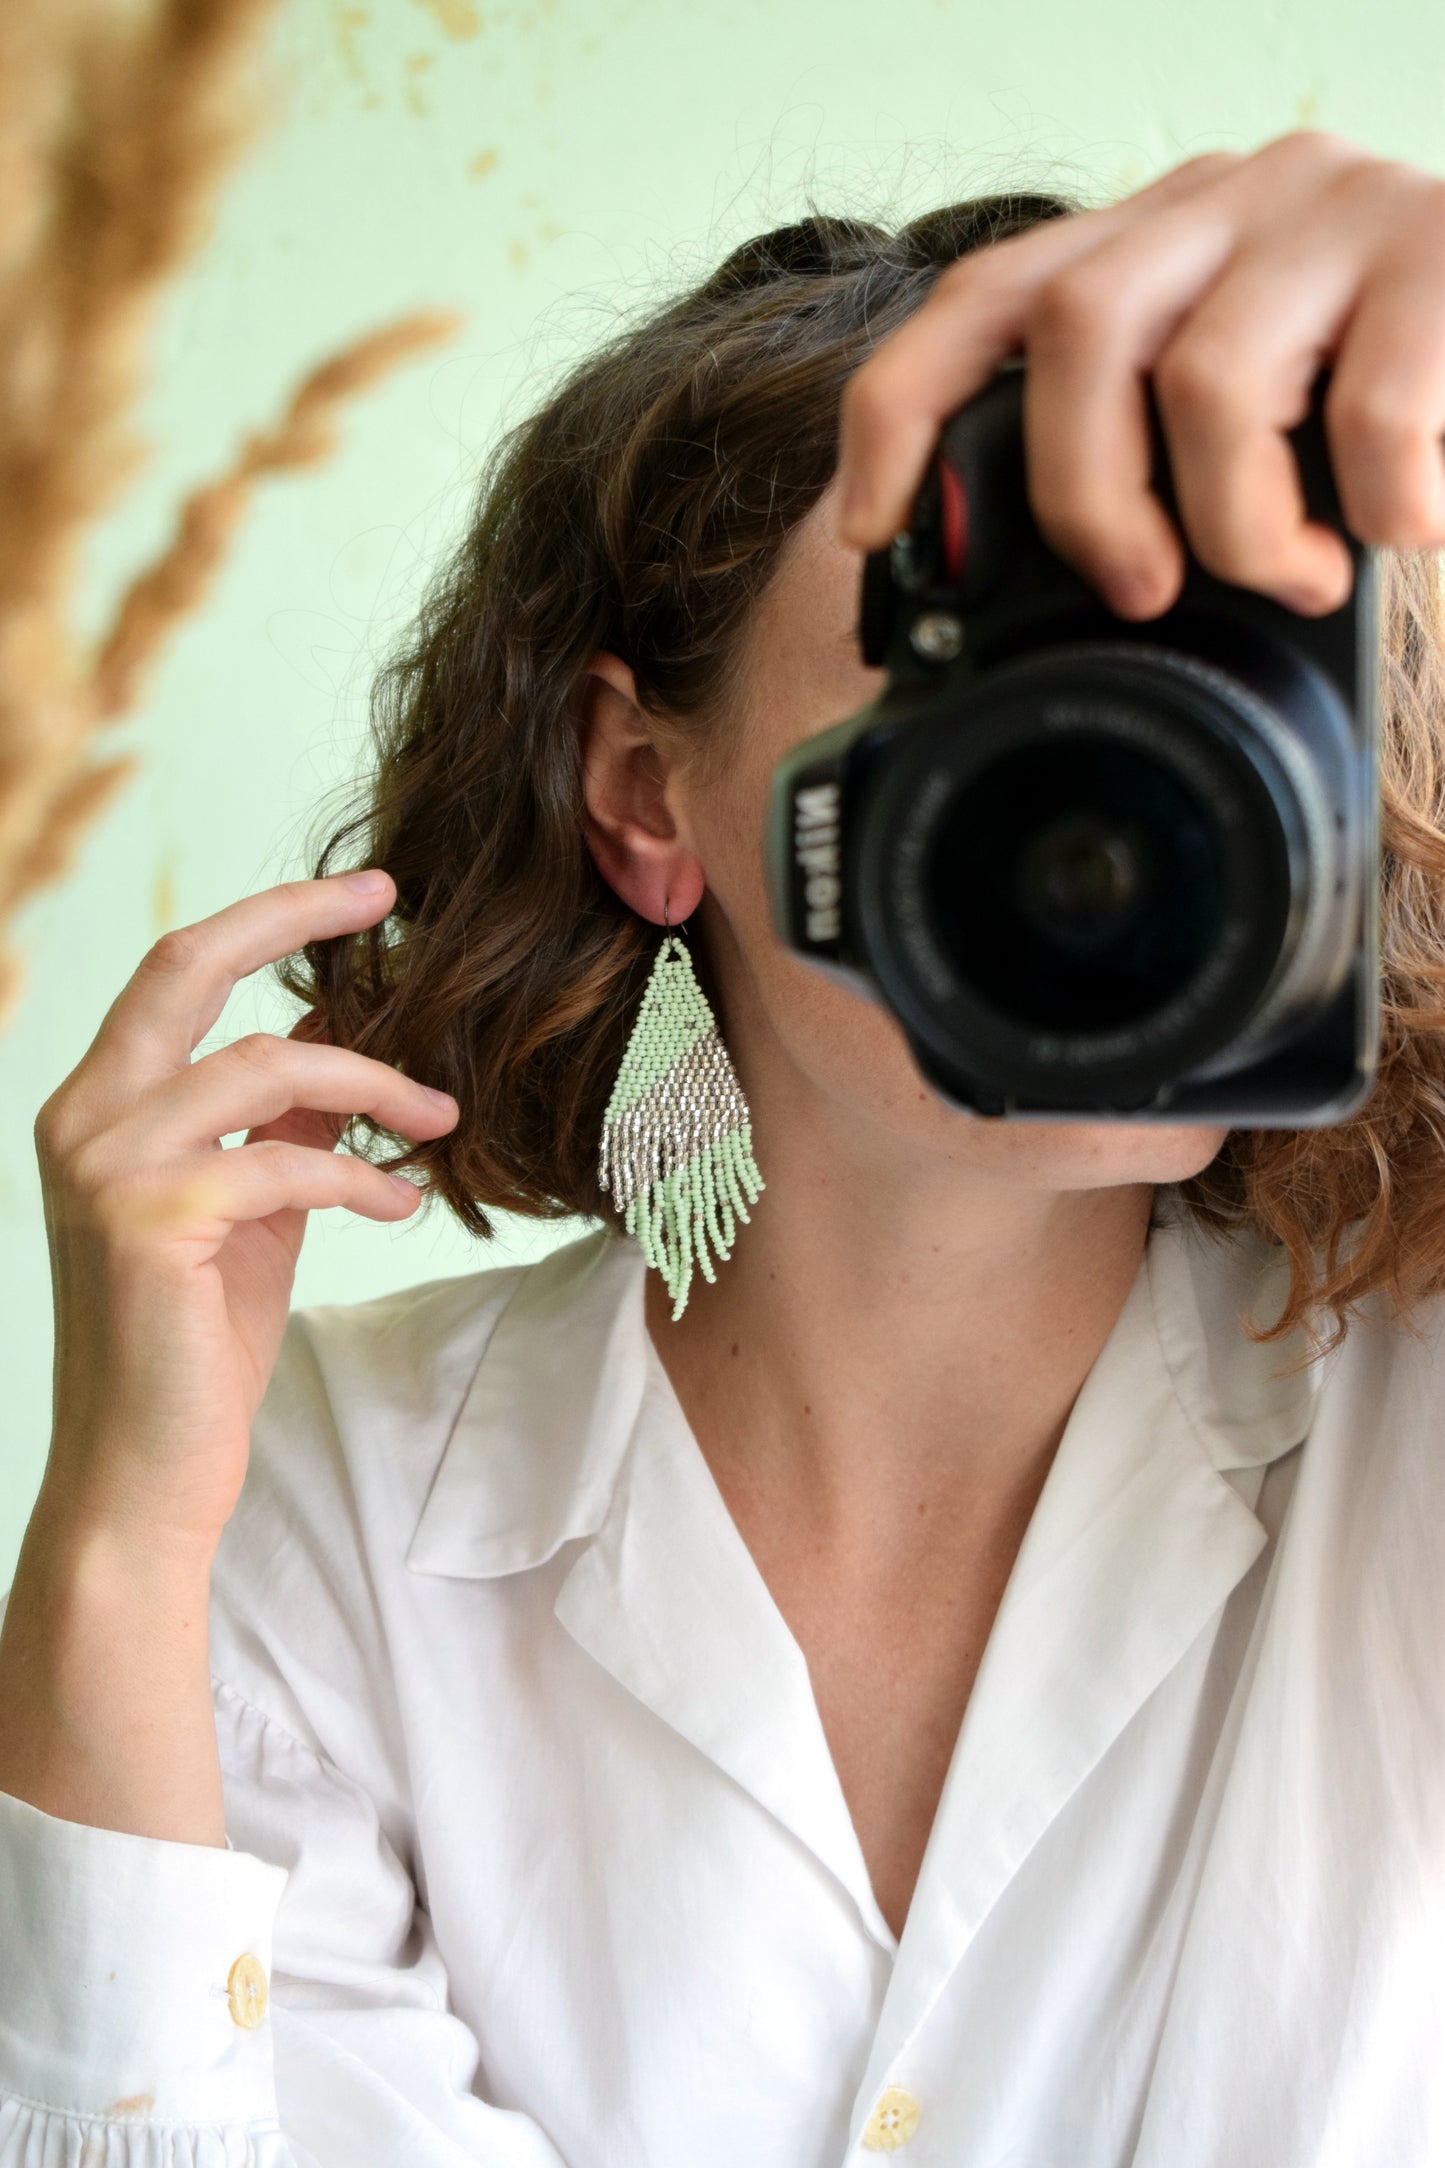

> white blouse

[{"left": 1, "top": 1199, "right": 1442, "bottom": 2167}]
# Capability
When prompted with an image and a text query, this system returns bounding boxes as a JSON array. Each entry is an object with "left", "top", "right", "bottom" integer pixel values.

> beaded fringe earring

[{"left": 598, "top": 906, "right": 764, "bottom": 1321}]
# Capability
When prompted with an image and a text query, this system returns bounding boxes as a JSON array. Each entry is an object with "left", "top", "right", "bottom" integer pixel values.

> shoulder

[
  {"left": 1309, "top": 1280, "right": 1445, "bottom": 1495},
  {"left": 1281, "top": 1283, "right": 1445, "bottom": 1706}
]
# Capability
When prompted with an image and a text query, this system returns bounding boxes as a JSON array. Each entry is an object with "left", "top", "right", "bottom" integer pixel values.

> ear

[{"left": 577, "top": 651, "right": 706, "bottom": 927}]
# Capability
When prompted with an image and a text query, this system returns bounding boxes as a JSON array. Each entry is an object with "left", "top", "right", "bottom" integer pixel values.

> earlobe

[{"left": 577, "top": 651, "right": 706, "bottom": 927}]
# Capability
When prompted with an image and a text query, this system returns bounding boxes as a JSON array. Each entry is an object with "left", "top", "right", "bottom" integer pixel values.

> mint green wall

[{"left": 2, "top": 0, "right": 1440, "bottom": 1587}]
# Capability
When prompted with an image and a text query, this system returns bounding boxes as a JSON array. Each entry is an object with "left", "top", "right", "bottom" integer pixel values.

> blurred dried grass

[{"left": 0, "top": 0, "right": 463, "bottom": 1029}]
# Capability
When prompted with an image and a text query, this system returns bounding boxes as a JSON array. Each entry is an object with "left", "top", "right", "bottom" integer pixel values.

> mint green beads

[{"left": 598, "top": 934, "right": 764, "bottom": 1319}]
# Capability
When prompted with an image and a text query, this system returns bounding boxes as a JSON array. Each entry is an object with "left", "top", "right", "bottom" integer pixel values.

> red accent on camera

[{"left": 938, "top": 455, "right": 968, "bottom": 583}]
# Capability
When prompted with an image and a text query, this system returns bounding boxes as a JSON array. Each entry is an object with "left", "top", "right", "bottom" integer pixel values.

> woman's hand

[
  {"left": 30, "top": 870, "right": 458, "bottom": 1553},
  {"left": 836, "top": 130, "right": 1445, "bottom": 619}
]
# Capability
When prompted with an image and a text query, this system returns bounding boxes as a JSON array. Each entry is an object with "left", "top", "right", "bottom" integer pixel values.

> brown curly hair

[{"left": 274, "top": 192, "right": 1445, "bottom": 1372}]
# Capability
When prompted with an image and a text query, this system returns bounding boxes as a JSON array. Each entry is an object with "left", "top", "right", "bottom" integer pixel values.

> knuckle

[
  {"left": 935, "top": 247, "right": 994, "bottom": 292},
  {"left": 1169, "top": 149, "right": 1245, "bottom": 185},
  {"left": 1327, "top": 385, "right": 1421, "bottom": 455},
  {"left": 251, "top": 1137, "right": 305, "bottom": 1182},
  {"left": 226, "top": 1030, "right": 285, "bottom": 1075},
  {"left": 142, "top": 925, "right": 203, "bottom": 979},
  {"left": 63, "top": 1134, "right": 115, "bottom": 1201},
  {"left": 1153, "top": 339, "right": 1245, "bottom": 424},
  {"left": 33, "top": 1092, "right": 76, "bottom": 1160},
  {"left": 1259, "top": 126, "right": 1364, "bottom": 173},
  {"left": 930, "top": 248, "right": 1014, "bottom": 318},
  {"left": 1028, "top": 266, "right": 1109, "bottom": 347},
  {"left": 1321, "top": 146, "right": 1405, "bottom": 208}
]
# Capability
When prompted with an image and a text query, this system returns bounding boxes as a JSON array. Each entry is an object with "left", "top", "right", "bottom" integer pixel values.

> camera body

[{"left": 767, "top": 359, "right": 1380, "bottom": 1123}]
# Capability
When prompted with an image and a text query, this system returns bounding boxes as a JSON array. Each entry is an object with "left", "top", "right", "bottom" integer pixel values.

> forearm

[{"left": 0, "top": 1487, "right": 225, "bottom": 1847}]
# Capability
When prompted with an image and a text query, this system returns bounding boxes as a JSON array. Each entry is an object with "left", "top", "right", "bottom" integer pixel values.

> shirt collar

[
  {"left": 405, "top": 1196, "right": 1330, "bottom": 1586},
  {"left": 405, "top": 1227, "right": 648, "bottom": 1580}
]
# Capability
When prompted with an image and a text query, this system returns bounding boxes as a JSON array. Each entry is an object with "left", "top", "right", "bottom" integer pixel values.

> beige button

[
  {"left": 862, "top": 2085, "right": 920, "bottom": 2151},
  {"left": 226, "top": 1952, "right": 269, "bottom": 2029}
]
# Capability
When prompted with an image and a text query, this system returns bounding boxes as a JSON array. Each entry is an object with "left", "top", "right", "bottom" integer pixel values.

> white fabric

[{"left": 1, "top": 1198, "right": 1442, "bottom": 2166}]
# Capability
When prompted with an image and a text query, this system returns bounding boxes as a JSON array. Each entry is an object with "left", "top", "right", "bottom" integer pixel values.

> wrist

[
  {"left": 25, "top": 1473, "right": 223, "bottom": 1585},
  {"left": 0, "top": 1487, "right": 224, "bottom": 1847}
]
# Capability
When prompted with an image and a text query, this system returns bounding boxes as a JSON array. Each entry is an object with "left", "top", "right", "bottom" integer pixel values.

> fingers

[
  {"left": 1141, "top": 162, "right": 1442, "bottom": 607},
  {"left": 836, "top": 130, "right": 1445, "bottom": 618},
  {"left": 1021, "top": 178, "right": 1347, "bottom": 614},
  {"left": 835, "top": 152, "right": 1246, "bottom": 552},
  {"left": 83, "top": 1140, "right": 424, "bottom": 1248},
  {"left": 1323, "top": 197, "right": 1445, "bottom": 549},
  {"left": 837, "top": 216, "right": 1100, "bottom": 550},
  {"left": 1148, "top": 254, "right": 1360, "bottom": 613},
  {"left": 88, "top": 870, "right": 397, "bottom": 1084},
  {"left": 36, "top": 868, "right": 459, "bottom": 1266},
  {"left": 124, "top": 1034, "right": 458, "bottom": 1157},
  {"left": 1021, "top": 363, "right": 1185, "bottom": 621}
]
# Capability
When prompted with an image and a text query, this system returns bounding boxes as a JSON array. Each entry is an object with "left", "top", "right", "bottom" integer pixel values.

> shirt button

[
  {"left": 862, "top": 2086, "right": 921, "bottom": 2151},
  {"left": 226, "top": 1953, "right": 269, "bottom": 2029}
]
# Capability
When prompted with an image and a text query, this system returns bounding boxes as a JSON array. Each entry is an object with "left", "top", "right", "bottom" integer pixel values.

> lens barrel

[{"left": 856, "top": 637, "right": 1355, "bottom": 1109}]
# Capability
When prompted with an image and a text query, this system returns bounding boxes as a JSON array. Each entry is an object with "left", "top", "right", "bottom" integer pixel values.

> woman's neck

[{"left": 643, "top": 1083, "right": 1157, "bottom": 1546}]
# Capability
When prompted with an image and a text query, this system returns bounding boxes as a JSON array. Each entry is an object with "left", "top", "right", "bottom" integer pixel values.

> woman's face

[{"left": 670, "top": 474, "right": 1232, "bottom": 1194}]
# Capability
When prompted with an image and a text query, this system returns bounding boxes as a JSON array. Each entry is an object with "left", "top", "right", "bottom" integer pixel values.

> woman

[{"left": 0, "top": 130, "right": 1442, "bottom": 2165}]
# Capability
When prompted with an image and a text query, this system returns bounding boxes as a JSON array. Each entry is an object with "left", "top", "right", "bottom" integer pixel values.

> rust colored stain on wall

[
  {"left": 414, "top": 0, "right": 483, "bottom": 36},
  {"left": 152, "top": 853, "right": 178, "bottom": 937},
  {"left": 406, "top": 51, "right": 437, "bottom": 114},
  {"left": 330, "top": 1, "right": 376, "bottom": 87}
]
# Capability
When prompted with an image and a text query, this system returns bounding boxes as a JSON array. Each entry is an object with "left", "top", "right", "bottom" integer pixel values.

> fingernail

[
  {"left": 424, "top": 1087, "right": 457, "bottom": 1110},
  {"left": 389, "top": 1175, "right": 419, "bottom": 1201},
  {"left": 346, "top": 868, "right": 391, "bottom": 894}
]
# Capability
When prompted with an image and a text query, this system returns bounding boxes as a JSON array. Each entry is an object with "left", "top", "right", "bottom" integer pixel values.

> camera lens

[
  {"left": 926, "top": 735, "right": 1226, "bottom": 1031},
  {"left": 1017, "top": 814, "right": 1143, "bottom": 940},
  {"left": 857, "top": 635, "right": 1353, "bottom": 1104}
]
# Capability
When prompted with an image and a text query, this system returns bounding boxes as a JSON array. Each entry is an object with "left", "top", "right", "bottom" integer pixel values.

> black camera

[{"left": 767, "top": 358, "right": 1380, "bottom": 1122}]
